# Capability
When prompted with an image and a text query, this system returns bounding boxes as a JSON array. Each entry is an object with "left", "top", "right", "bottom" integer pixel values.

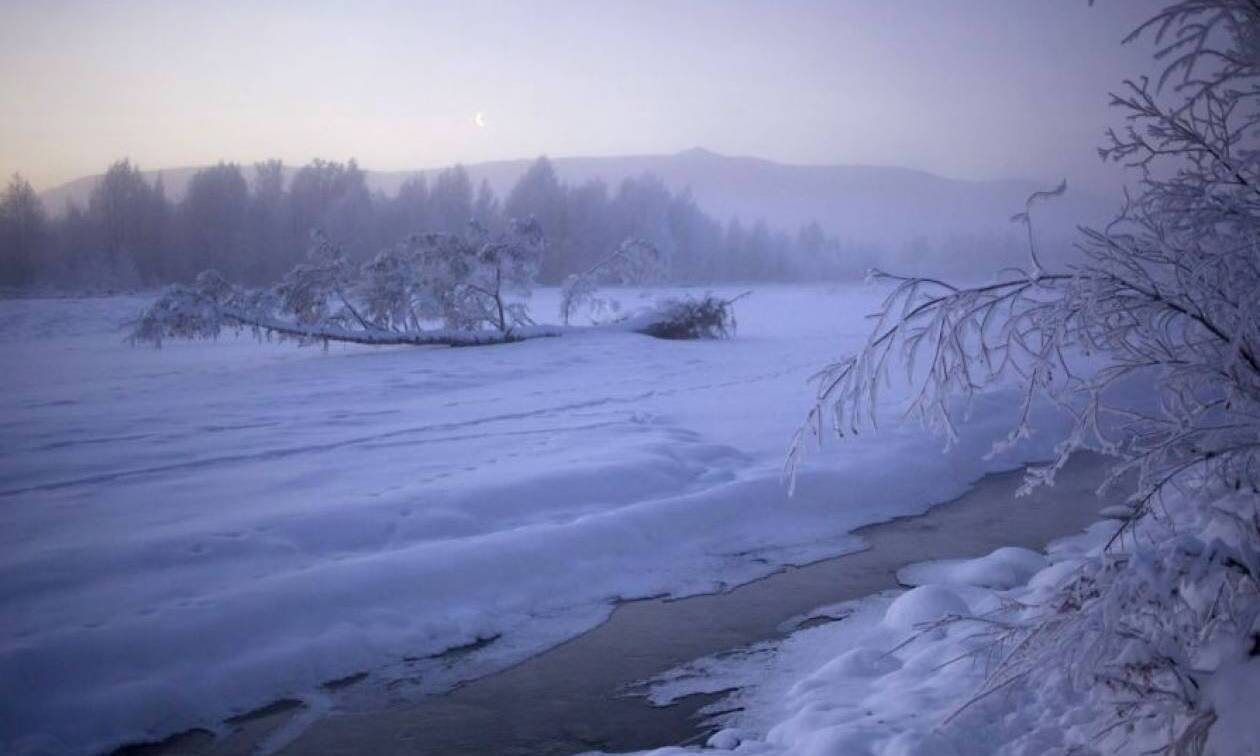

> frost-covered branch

[
  {"left": 559, "top": 237, "right": 663, "bottom": 325},
  {"left": 790, "top": 0, "right": 1260, "bottom": 516},
  {"left": 790, "top": 2, "right": 1260, "bottom": 750}
]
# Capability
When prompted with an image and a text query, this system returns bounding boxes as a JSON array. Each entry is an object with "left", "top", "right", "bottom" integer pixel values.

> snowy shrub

[
  {"left": 131, "top": 219, "right": 549, "bottom": 348},
  {"left": 559, "top": 237, "right": 663, "bottom": 325},
  {"left": 634, "top": 293, "right": 745, "bottom": 340},
  {"left": 790, "top": 2, "right": 1260, "bottom": 751}
]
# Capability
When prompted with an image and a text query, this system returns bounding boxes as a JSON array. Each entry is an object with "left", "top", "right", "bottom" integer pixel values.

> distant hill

[{"left": 39, "top": 148, "right": 1112, "bottom": 250}]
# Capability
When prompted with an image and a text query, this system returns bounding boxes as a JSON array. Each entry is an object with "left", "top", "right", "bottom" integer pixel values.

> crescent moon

[{"left": 474, "top": 112, "right": 486, "bottom": 128}]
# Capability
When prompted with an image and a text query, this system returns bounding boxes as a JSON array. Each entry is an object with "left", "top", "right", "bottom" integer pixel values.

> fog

[
  {"left": 5, "top": 4, "right": 1260, "bottom": 755},
  {"left": 0, "top": 1, "right": 1160, "bottom": 287}
]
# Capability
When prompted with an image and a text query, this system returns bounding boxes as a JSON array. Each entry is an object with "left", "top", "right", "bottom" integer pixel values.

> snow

[
  {"left": 1097, "top": 504, "right": 1135, "bottom": 520},
  {"left": 620, "top": 532, "right": 1119, "bottom": 756},
  {"left": 895, "top": 547, "right": 1048, "bottom": 590},
  {"left": 880, "top": 585, "right": 970, "bottom": 630},
  {"left": 617, "top": 497, "right": 1260, "bottom": 756},
  {"left": 1206, "top": 657, "right": 1260, "bottom": 756},
  {"left": 0, "top": 284, "right": 1069, "bottom": 755}
]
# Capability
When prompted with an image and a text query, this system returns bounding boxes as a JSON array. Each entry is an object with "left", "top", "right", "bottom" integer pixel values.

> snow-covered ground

[
  {"left": 620, "top": 526, "right": 1121, "bottom": 756},
  {"left": 621, "top": 494, "right": 1260, "bottom": 756},
  {"left": 0, "top": 285, "right": 1069, "bottom": 755}
]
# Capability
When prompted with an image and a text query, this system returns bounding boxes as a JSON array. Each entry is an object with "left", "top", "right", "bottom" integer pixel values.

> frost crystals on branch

[{"left": 559, "top": 237, "right": 663, "bottom": 325}]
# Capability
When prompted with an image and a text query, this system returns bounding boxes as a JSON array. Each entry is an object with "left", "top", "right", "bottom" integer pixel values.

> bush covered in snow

[
  {"left": 788, "top": 2, "right": 1260, "bottom": 751},
  {"left": 632, "top": 293, "right": 746, "bottom": 341}
]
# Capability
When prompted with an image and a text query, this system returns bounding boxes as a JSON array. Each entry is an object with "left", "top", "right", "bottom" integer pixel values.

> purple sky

[{"left": 1, "top": 0, "right": 1161, "bottom": 193}]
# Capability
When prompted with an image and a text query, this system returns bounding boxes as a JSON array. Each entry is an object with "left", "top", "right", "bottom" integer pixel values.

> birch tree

[
  {"left": 789, "top": 3, "right": 1260, "bottom": 748},
  {"left": 131, "top": 218, "right": 548, "bottom": 348}
]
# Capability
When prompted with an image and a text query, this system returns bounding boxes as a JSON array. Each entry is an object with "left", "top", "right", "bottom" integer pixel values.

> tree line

[{"left": 0, "top": 156, "right": 884, "bottom": 291}]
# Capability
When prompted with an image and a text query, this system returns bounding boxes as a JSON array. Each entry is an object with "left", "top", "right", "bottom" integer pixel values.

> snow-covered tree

[
  {"left": 131, "top": 218, "right": 548, "bottom": 348},
  {"left": 790, "top": 2, "right": 1260, "bottom": 750},
  {"left": 414, "top": 217, "right": 544, "bottom": 333}
]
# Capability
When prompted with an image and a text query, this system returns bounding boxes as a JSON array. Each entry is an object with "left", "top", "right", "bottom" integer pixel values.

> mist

[
  {"left": 0, "top": 1, "right": 1165, "bottom": 289},
  {"left": 7, "top": 3, "right": 1259, "bottom": 756}
]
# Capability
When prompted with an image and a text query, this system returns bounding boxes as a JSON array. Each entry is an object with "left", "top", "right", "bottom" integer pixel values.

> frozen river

[{"left": 0, "top": 285, "right": 1071, "bottom": 754}]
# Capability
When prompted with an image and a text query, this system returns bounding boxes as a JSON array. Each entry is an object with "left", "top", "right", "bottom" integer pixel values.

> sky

[{"left": 1, "top": 0, "right": 1161, "bottom": 194}]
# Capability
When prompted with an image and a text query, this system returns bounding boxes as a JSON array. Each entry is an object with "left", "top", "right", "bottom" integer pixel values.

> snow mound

[
  {"left": 616, "top": 490, "right": 1260, "bottom": 756},
  {"left": 881, "top": 585, "right": 970, "bottom": 630},
  {"left": 1205, "top": 657, "right": 1260, "bottom": 756},
  {"left": 788, "top": 647, "right": 902, "bottom": 698},
  {"left": 1099, "top": 504, "right": 1135, "bottom": 520},
  {"left": 818, "top": 647, "right": 902, "bottom": 678},
  {"left": 896, "top": 546, "right": 1048, "bottom": 589},
  {"left": 1024, "top": 558, "right": 1084, "bottom": 594},
  {"left": 706, "top": 728, "right": 744, "bottom": 750}
]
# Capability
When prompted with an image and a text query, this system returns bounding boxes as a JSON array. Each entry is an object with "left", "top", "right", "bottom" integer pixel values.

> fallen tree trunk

[
  {"left": 129, "top": 273, "right": 744, "bottom": 349},
  {"left": 211, "top": 307, "right": 559, "bottom": 348}
]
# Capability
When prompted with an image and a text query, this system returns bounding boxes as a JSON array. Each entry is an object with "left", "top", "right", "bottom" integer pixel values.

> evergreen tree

[{"left": 0, "top": 174, "right": 47, "bottom": 287}]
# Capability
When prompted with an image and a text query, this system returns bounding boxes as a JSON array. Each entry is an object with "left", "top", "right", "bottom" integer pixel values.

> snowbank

[
  {"left": 619, "top": 494, "right": 1260, "bottom": 756},
  {"left": 619, "top": 528, "right": 1112, "bottom": 756},
  {"left": 895, "top": 547, "right": 1047, "bottom": 590}
]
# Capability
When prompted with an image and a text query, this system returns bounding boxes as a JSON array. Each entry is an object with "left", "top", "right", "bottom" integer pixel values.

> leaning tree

[
  {"left": 790, "top": 1, "right": 1260, "bottom": 750},
  {"left": 132, "top": 219, "right": 551, "bottom": 348},
  {"left": 133, "top": 219, "right": 745, "bottom": 347}
]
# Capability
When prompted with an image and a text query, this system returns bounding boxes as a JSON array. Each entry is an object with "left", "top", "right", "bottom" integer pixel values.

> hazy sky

[{"left": 1, "top": 0, "right": 1161, "bottom": 194}]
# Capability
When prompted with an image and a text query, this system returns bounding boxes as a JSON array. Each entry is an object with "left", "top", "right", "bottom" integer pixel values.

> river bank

[{"left": 131, "top": 452, "right": 1116, "bottom": 755}]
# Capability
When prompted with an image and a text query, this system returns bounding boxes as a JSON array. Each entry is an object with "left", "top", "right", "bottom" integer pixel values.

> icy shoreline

[
  {"left": 116, "top": 454, "right": 1117, "bottom": 755},
  {"left": 281, "top": 454, "right": 1118, "bottom": 755},
  {"left": 622, "top": 489, "right": 1260, "bottom": 756}
]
